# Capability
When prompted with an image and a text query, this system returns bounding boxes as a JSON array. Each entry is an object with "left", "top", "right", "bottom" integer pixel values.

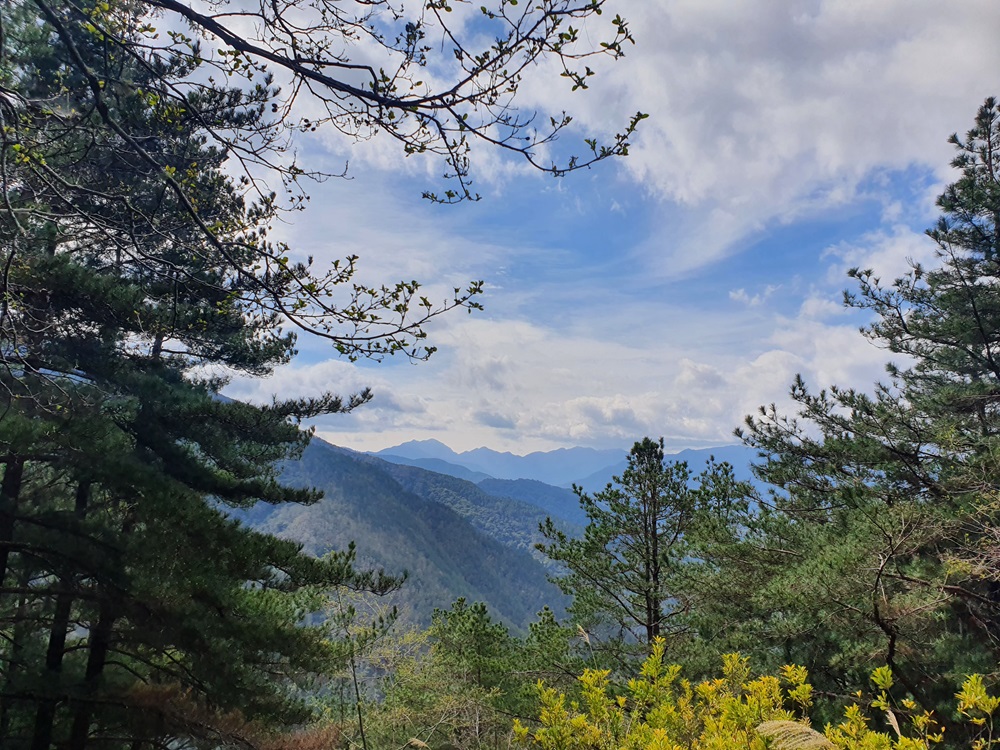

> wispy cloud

[
  {"left": 730, "top": 285, "right": 781, "bottom": 307},
  {"left": 222, "top": 2, "right": 999, "bottom": 455}
]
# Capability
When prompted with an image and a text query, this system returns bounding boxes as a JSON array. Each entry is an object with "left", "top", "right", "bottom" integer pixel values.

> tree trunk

[
  {"left": 31, "top": 480, "right": 91, "bottom": 750},
  {"left": 646, "top": 484, "right": 661, "bottom": 646},
  {"left": 68, "top": 597, "right": 116, "bottom": 750},
  {"left": 0, "top": 564, "right": 35, "bottom": 744},
  {"left": 0, "top": 454, "right": 25, "bottom": 586}
]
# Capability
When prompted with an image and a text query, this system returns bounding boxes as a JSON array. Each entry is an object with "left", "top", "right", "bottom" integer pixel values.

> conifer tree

[
  {"left": 537, "top": 438, "right": 754, "bottom": 664},
  {"left": 691, "top": 98, "right": 1000, "bottom": 722},
  {"left": 0, "top": 4, "right": 402, "bottom": 746}
]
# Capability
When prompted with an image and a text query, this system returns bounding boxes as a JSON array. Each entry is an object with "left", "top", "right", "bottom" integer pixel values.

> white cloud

[
  {"left": 505, "top": 0, "right": 1000, "bottom": 273},
  {"left": 730, "top": 285, "right": 781, "bottom": 307},
  {"left": 823, "top": 224, "right": 940, "bottom": 284},
  {"left": 768, "top": 317, "right": 891, "bottom": 392},
  {"left": 224, "top": 358, "right": 390, "bottom": 407},
  {"left": 799, "top": 294, "right": 847, "bottom": 320},
  {"left": 266, "top": 0, "right": 999, "bottom": 268},
  {"left": 265, "top": 294, "right": 894, "bottom": 453},
  {"left": 218, "top": 2, "right": 1000, "bottom": 456}
]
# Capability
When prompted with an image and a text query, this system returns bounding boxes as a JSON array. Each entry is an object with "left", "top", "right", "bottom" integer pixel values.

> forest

[{"left": 1, "top": 0, "right": 1000, "bottom": 748}]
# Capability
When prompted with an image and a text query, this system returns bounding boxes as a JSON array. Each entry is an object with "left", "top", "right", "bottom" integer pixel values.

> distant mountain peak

[
  {"left": 374, "top": 438, "right": 459, "bottom": 462},
  {"left": 371, "top": 439, "right": 757, "bottom": 488}
]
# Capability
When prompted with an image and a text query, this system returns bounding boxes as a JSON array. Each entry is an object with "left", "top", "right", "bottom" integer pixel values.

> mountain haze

[
  {"left": 239, "top": 438, "right": 761, "bottom": 628},
  {"left": 375, "top": 440, "right": 759, "bottom": 492},
  {"left": 245, "top": 439, "right": 567, "bottom": 628},
  {"left": 375, "top": 441, "right": 625, "bottom": 485}
]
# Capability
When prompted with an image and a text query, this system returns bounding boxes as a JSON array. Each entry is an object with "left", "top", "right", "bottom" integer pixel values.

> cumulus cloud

[
  {"left": 288, "top": 296, "right": 893, "bottom": 453},
  {"left": 224, "top": 359, "right": 378, "bottom": 405},
  {"left": 823, "top": 224, "right": 940, "bottom": 284},
  {"left": 222, "top": 2, "right": 1000, "bottom": 455},
  {"left": 508, "top": 0, "right": 1000, "bottom": 272},
  {"left": 799, "top": 294, "right": 848, "bottom": 320}
]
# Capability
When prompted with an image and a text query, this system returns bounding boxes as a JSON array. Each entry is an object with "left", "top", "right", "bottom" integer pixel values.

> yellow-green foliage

[
  {"left": 513, "top": 640, "right": 1000, "bottom": 750},
  {"left": 823, "top": 664, "right": 944, "bottom": 750},
  {"left": 514, "top": 641, "right": 803, "bottom": 750},
  {"left": 956, "top": 675, "right": 1000, "bottom": 750}
]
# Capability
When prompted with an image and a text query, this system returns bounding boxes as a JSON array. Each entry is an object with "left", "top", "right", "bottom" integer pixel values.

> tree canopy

[
  {"left": 0, "top": 0, "right": 641, "bottom": 747},
  {"left": 669, "top": 98, "right": 1000, "bottom": 729},
  {"left": 537, "top": 437, "right": 754, "bottom": 663}
]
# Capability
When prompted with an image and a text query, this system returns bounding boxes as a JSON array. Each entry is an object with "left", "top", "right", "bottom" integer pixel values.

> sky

[{"left": 223, "top": 0, "right": 1000, "bottom": 455}]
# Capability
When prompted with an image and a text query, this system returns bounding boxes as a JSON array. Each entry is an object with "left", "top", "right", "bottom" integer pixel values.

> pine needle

[{"left": 757, "top": 720, "right": 835, "bottom": 750}]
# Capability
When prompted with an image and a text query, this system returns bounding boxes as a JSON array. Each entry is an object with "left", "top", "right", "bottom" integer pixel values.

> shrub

[{"left": 514, "top": 640, "right": 1000, "bottom": 750}]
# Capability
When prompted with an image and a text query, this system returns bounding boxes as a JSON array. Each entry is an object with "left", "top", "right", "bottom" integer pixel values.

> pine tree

[
  {"left": 0, "top": 4, "right": 400, "bottom": 746},
  {"left": 537, "top": 438, "right": 753, "bottom": 664},
  {"left": 695, "top": 99, "right": 1000, "bottom": 726}
]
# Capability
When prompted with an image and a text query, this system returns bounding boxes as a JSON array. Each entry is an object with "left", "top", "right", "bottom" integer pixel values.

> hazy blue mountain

[
  {"left": 377, "top": 454, "right": 494, "bottom": 483},
  {"left": 573, "top": 444, "right": 760, "bottom": 493},
  {"left": 476, "top": 478, "right": 587, "bottom": 527},
  {"left": 373, "top": 439, "right": 459, "bottom": 463},
  {"left": 376, "top": 438, "right": 457, "bottom": 460},
  {"left": 243, "top": 438, "right": 564, "bottom": 629},
  {"left": 377, "top": 441, "right": 626, "bottom": 486},
  {"left": 462, "top": 446, "right": 625, "bottom": 485}
]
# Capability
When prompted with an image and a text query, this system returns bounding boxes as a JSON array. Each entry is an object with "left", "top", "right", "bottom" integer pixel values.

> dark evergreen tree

[
  {"left": 536, "top": 437, "right": 753, "bottom": 664},
  {"left": 683, "top": 99, "right": 1000, "bottom": 732},
  {"left": 0, "top": 3, "right": 399, "bottom": 746}
]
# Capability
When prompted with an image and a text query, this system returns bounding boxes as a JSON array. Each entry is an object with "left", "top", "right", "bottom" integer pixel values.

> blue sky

[{"left": 225, "top": 1, "right": 1000, "bottom": 454}]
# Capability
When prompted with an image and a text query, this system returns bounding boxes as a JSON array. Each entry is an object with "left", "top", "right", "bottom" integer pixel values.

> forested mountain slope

[
  {"left": 366, "top": 459, "right": 582, "bottom": 553},
  {"left": 475, "top": 478, "right": 588, "bottom": 527},
  {"left": 244, "top": 438, "right": 565, "bottom": 628}
]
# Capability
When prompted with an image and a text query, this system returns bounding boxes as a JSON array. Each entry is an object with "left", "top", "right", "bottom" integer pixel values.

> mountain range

[
  {"left": 238, "top": 437, "right": 758, "bottom": 630},
  {"left": 374, "top": 439, "right": 625, "bottom": 487},
  {"left": 374, "top": 439, "right": 757, "bottom": 491}
]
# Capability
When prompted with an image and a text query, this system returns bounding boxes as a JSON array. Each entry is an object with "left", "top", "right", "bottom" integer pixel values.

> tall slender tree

[{"left": 537, "top": 438, "right": 753, "bottom": 663}]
